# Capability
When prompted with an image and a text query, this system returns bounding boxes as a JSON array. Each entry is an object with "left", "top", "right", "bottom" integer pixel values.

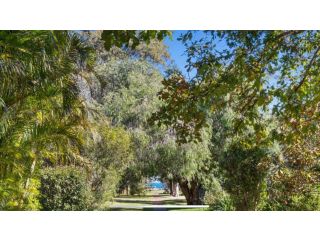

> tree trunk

[
  {"left": 172, "top": 182, "right": 179, "bottom": 197},
  {"left": 175, "top": 183, "right": 180, "bottom": 197},
  {"left": 20, "top": 158, "right": 37, "bottom": 207},
  {"left": 169, "top": 179, "right": 174, "bottom": 196},
  {"left": 125, "top": 186, "right": 129, "bottom": 196},
  {"left": 178, "top": 179, "right": 205, "bottom": 205}
]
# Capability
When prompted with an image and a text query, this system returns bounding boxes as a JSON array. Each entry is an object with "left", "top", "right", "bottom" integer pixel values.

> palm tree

[{"left": 0, "top": 31, "right": 94, "bottom": 209}]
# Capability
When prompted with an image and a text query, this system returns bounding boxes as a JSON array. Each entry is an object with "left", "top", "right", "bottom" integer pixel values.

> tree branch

[{"left": 293, "top": 45, "right": 320, "bottom": 93}]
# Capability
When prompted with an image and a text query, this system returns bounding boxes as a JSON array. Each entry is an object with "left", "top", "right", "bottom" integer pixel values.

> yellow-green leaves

[{"left": 101, "top": 30, "right": 171, "bottom": 51}]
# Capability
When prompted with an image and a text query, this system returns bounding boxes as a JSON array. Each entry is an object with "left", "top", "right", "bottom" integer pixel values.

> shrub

[
  {"left": 129, "top": 181, "right": 146, "bottom": 196},
  {"left": 265, "top": 185, "right": 320, "bottom": 211},
  {"left": 40, "top": 166, "right": 93, "bottom": 210},
  {"left": 92, "top": 167, "right": 121, "bottom": 210},
  {"left": 208, "top": 194, "right": 235, "bottom": 211},
  {"left": 204, "top": 179, "right": 235, "bottom": 211}
]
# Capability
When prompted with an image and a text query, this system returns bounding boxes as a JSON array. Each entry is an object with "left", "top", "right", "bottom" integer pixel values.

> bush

[
  {"left": 40, "top": 166, "right": 93, "bottom": 210},
  {"left": 204, "top": 179, "right": 235, "bottom": 211},
  {"left": 129, "top": 181, "right": 146, "bottom": 196},
  {"left": 264, "top": 188, "right": 320, "bottom": 211},
  {"left": 92, "top": 167, "right": 121, "bottom": 210},
  {"left": 208, "top": 196, "right": 235, "bottom": 211}
]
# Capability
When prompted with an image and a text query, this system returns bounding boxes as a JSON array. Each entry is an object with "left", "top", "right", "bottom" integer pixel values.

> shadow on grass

[
  {"left": 115, "top": 193, "right": 169, "bottom": 199},
  {"left": 114, "top": 199, "right": 155, "bottom": 205},
  {"left": 161, "top": 199, "right": 186, "bottom": 205},
  {"left": 111, "top": 208, "right": 143, "bottom": 211},
  {"left": 110, "top": 207, "right": 208, "bottom": 211},
  {"left": 113, "top": 198, "right": 187, "bottom": 206}
]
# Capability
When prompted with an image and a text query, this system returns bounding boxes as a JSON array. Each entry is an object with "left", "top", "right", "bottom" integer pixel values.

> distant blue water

[{"left": 146, "top": 181, "right": 166, "bottom": 189}]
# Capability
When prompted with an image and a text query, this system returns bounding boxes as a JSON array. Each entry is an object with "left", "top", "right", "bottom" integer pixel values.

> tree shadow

[
  {"left": 114, "top": 199, "right": 155, "bottom": 205},
  {"left": 113, "top": 197, "right": 187, "bottom": 206},
  {"left": 160, "top": 199, "right": 187, "bottom": 205}
]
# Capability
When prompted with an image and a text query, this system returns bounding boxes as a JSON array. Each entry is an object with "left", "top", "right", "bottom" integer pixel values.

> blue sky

[
  {"left": 163, "top": 31, "right": 227, "bottom": 79},
  {"left": 163, "top": 31, "right": 278, "bottom": 109},
  {"left": 163, "top": 31, "right": 190, "bottom": 77},
  {"left": 163, "top": 30, "right": 207, "bottom": 79}
]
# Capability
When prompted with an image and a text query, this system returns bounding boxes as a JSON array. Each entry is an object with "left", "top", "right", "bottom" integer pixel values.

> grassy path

[{"left": 109, "top": 190, "right": 209, "bottom": 211}]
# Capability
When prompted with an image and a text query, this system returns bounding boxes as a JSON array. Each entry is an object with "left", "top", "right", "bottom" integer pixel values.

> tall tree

[
  {"left": 154, "top": 31, "right": 320, "bottom": 144},
  {"left": 149, "top": 127, "right": 212, "bottom": 205},
  {"left": 0, "top": 31, "right": 94, "bottom": 209}
]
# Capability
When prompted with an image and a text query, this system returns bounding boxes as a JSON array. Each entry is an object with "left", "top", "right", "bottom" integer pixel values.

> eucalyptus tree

[
  {"left": 94, "top": 58, "right": 164, "bottom": 193},
  {"left": 151, "top": 129, "right": 212, "bottom": 205},
  {"left": 87, "top": 124, "right": 134, "bottom": 208},
  {"left": 75, "top": 31, "right": 171, "bottom": 199}
]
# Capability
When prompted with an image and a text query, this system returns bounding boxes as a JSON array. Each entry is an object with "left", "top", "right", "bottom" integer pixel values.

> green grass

[
  {"left": 111, "top": 207, "right": 209, "bottom": 211},
  {"left": 106, "top": 189, "right": 210, "bottom": 211},
  {"left": 167, "top": 207, "right": 209, "bottom": 211}
]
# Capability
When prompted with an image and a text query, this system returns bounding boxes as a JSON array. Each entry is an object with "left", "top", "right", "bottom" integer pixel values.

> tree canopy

[
  {"left": 1, "top": 30, "right": 320, "bottom": 211},
  {"left": 154, "top": 31, "right": 320, "bottom": 144}
]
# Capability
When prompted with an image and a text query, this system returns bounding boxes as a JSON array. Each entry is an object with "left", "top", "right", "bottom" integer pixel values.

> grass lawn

[{"left": 108, "top": 189, "right": 209, "bottom": 211}]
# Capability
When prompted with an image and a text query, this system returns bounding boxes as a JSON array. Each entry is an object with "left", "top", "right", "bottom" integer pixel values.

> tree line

[{"left": 1, "top": 30, "right": 320, "bottom": 210}]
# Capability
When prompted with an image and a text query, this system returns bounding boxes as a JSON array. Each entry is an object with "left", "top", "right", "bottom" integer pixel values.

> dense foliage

[
  {"left": 0, "top": 31, "right": 93, "bottom": 209},
  {"left": 40, "top": 167, "right": 92, "bottom": 210},
  {"left": 153, "top": 30, "right": 320, "bottom": 210},
  {"left": 1, "top": 30, "right": 320, "bottom": 211}
]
